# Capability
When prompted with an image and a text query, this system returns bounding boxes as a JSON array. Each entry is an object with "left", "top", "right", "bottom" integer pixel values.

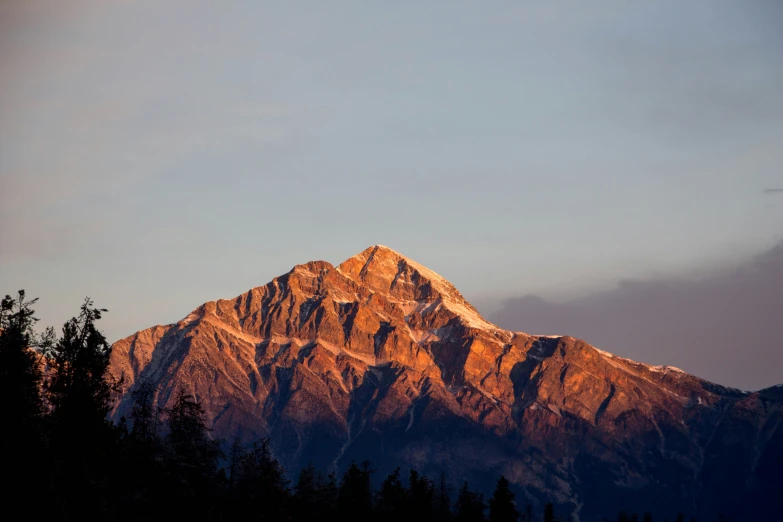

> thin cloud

[
  {"left": 487, "top": 242, "right": 783, "bottom": 391},
  {"left": 763, "top": 188, "right": 783, "bottom": 193}
]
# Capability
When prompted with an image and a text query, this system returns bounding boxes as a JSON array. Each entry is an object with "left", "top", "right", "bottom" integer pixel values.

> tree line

[{"left": 0, "top": 290, "right": 726, "bottom": 521}]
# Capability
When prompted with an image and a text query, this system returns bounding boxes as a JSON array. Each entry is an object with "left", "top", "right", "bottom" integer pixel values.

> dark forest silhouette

[{"left": 0, "top": 290, "right": 733, "bottom": 521}]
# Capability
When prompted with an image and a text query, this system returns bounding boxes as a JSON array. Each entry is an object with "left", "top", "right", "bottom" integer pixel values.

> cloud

[
  {"left": 487, "top": 242, "right": 783, "bottom": 391},
  {"left": 764, "top": 188, "right": 783, "bottom": 194}
]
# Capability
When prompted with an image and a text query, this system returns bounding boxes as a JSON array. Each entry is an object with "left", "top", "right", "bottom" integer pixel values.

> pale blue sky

[{"left": 1, "top": 0, "right": 782, "bottom": 348}]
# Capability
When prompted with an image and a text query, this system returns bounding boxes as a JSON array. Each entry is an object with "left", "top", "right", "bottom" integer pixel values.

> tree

[
  {"left": 455, "top": 482, "right": 487, "bottom": 522},
  {"left": 0, "top": 291, "right": 45, "bottom": 439},
  {"left": 44, "top": 297, "right": 120, "bottom": 518},
  {"left": 338, "top": 460, "right": 375, "bottom": 522},
  {"left": 227, "top": 437, "right": 244, "bottom": 491},
  {"left": 232, "top": 437, "right": 289, "bottom": 521},
  {"left": 523, "top": 503, "right": 533, "bottom": 522},
  {"left": 489, "top": 476, "right": 519, "bottom": 522},
  {"left": 434, "top": 472, "right": 452, "bottom": 522},
  {"left": 318, "top": 469, "right": 340, "bottom": 519},
  {"left": 45, "top": 297, "right": 117, "bottom": 431},
  {"left": 294, "top": 463, "right": 338, "bottom": 522},
  {"left": 408, "top": 469, "right": 435, "bottom": 519},
  {"left": 543, "top": 502, "right": 556, "bottom": 522},
  {"left": 0, "top": 291, "right": 47, "bottom": 511},
  {"left": 377, "top": 467, "right": 407, "bottom": 521},
  {"left": 165, "top": 390, "right": 223, "bottom": 475},
  {"left": 163, "top": 390, "right": 225, "bottom": 519},
  {"left": 115, "top": 382, "right": 167, "bottom": 521},
  {"left": 128, "top": 380, "right": 160, "bottom": 443}
]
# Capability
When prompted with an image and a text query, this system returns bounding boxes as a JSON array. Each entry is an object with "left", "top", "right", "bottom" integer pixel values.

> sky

[{"left": 1, "top": 1, "right": 782, "bottom": 389}]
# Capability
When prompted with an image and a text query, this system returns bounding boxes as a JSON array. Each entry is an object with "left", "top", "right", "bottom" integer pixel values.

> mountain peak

[
  {"left": 337, "top": 245, "right": 496, "bottom": 331},
  {"left": 337, "top": 245, "right": 436, "bottom": 293},
  {"left": 338, "top": 244, "right": 414, "bottom": 269}
]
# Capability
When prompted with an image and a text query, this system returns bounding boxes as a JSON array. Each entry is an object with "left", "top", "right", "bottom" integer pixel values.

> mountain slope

[
  {"left": 489, "top": 241, "right": 783, "bottom": 390},
  {"left": 109, "top": 245, "right": 783, "bottom": 521}
]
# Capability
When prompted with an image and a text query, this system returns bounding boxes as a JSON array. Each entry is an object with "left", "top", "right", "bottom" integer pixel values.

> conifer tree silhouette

[
  {"left": 0, "top": 291, "right": 47, "bottom": 512},
  {"left": 543, "top": 502, "right": 556, "bottom": 522},
  {"left": 44, "top": 297, "right": 120, "bottom": 518},
  {"left": 116, "top": 381, "right": 167, "bottom": 521},
  {"left": 408, "top": 469, "right": 436, "bottom": 519},
  {"left": 163, "top": 390, "right": 224, "bottom": 519},
  {"left": 0, "top": 291, "right": 45, "bottom": 431},
  {"left": 489, "top": 475, "right": 519, "bottom": 522},
  {"left": 294, "top": 462, "right": 338, "bottom": 522},
  {"left": 232, "top": 437, "right": 290, "bottom": 521},
  {"left": 377, "top": 467, "right": 407, "bottom": 521},
  {"left": 338, "top": 460, "right": 374, "bottom": 522},
  {"left": 455, "top": 482, "right": 487, "bottom": 522},
  {"left": 434, "top": 472, "right": 453, "bottom": 522}
]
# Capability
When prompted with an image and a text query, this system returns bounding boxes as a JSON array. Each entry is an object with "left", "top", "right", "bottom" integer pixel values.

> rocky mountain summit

[{"left": 109, "top": 245, "right": 782, "bottom": 521}]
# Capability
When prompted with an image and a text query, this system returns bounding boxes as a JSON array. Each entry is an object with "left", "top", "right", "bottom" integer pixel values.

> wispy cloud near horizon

[{"left": 488, "top": 241, "right": 783, "bottom": 391}]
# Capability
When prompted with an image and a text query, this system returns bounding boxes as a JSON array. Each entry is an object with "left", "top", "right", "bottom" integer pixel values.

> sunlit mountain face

[{"left": 109, "top": 245, "right": 783, "bottom": 522}]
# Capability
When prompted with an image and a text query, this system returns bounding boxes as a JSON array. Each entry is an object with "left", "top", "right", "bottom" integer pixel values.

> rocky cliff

[{"left": 109, "top": 245, "right": 783, "bottom": 521}]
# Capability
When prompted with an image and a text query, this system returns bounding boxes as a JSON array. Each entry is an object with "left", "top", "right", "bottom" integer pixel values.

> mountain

[{"left": 109, "top": 245, "right": 783, "bottom": 521}]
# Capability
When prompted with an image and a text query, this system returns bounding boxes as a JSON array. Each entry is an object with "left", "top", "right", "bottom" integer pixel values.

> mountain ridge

[{"left": 108, "top": 245, "right": 783, "bottom": 521}]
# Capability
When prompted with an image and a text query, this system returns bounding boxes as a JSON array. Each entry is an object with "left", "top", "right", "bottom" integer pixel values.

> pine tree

[
  {"left": 377, "top": 467, "right": 407, "bottom": 521},
  {"left": 338, "top": 460, "right": 375, "bottom": 522},
  {"left": 0, "top": 291, "right": 47, "bottom": 512},
  {"left": 408, "top": 469, "right": 435, "bottom": 519},
  {"left": 0, "top": 291, "right": 45, "bottom": 435},
  {"left": 233, "top": 437, "right": 290, "bottom": 521},
  {"left": 292, "top": 462, "right": 338, "bottom": 522},
  {"left": 129, "top": 380, "right": 159, "bottom": 443},
  {"left": 116, "top": 382, "right": 166, "bottom": 520},
  {"left": 44, "top": 297, "right": 120, "bottom": 518},
  {"left": 163, "top": 390, "right": 225, "bottom": 519},
  {"left": 294, "top": 463, "right": 324, "bottom": 521},
  {"left": 227, "top": 437, "right": 245, "bottom": 491},
  {"left": 543, "top": 502, "right": 556, "bottom": 522},
  {"left": 434, "top": 472, "right": 452, "bottom": 522},
  {"left": 523, "top": 503, "right": 533, "bottom": 522},
  {"left": 455, "top": 482, "right": 487, "bottom": 522},
  {"left": 489, "top": 475, "right": 519, "bottom": 522},
  {"left": 45, "top": 298, "right": 117, "bottom": 431},
  {"left": 319, "top": 470, "right": 340, "bottom": 519}
]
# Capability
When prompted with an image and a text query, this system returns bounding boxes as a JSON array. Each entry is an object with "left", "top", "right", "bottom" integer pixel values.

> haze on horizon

[{"left": 1, "top": 1, "right": 781, "bottom": 390}]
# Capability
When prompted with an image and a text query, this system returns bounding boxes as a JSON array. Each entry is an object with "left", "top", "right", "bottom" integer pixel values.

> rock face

[{"left": 109, "top": 245, "right": 782, "bottom": 521}]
